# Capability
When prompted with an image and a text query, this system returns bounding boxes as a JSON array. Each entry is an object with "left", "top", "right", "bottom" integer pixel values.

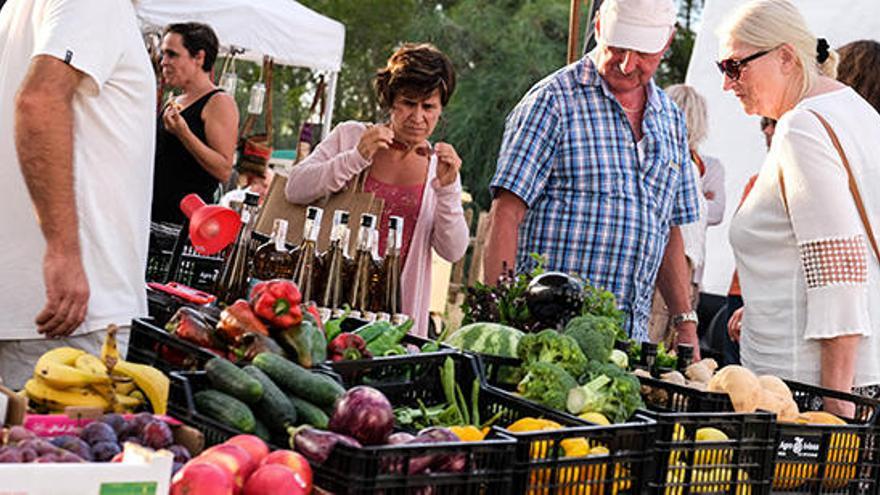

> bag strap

[{"left": 780, "top": 110, "right": 880, "bottom": 262}]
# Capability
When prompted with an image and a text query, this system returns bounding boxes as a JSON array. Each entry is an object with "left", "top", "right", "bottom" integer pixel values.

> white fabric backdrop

[
  {"left": 686, "top": 0, "right": 880, "bottom": 295},
  {"left": 136, "top": 0, "right": 345, "bottom": 72}
]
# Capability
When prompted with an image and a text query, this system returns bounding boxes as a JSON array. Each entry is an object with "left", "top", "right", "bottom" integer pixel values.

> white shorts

[{"left": 0, "top": 327, "right": 130, "bottom": 391}]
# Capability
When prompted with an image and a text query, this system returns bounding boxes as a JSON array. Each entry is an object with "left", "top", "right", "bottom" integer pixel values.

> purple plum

[
  {"left": 19, "top": 447, "right": 37, "bottom": 462},
  {"left": 79, "top": 422, "right": 117, "bottom": 447},
  {"left": 100, "top": 414, "right": 127, "bottom": 437},
  {"left": 140, "top": 420, "right": 173, "bottom": 450},
  {"left": 50, "top": 435, "right": 93, "bottom": 461},
  {"left": 167, "top": 444, "right": 191, "bottom": 464},
  {"left": 91, "top": 441, "right": 121, "bottom": 462},
  {"left": 0, "top": 447, "right": 23, "bottom": 463},
  {"left": 7, "top": 426, "right": 35, "bottom": 445}
]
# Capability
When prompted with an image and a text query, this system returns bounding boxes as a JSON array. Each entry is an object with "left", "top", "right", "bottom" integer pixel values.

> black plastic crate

[
  {"left": 168, "top": 371, "right": 286, "bottom": 450},
  {"left": 321, "top": 338, "right": 455, "bottom": 388},
  {"left": 772, "top": 382, "right": 880, "bottom": 494},
  {"left": 147, "top": 221, "right": 224, "bottom": 291},
  {"left": 638, "top": 374, "right": 733, "bottom": 413},
  {"left": 643, "top": 410, "right": 777, "bottom": 495},
  {"left": 472, "top": 352, "right": 524, "bottom": 391},
  {"left": 638, "top": 375, "right": 880, "bottom": 494},
  {"left": 127, "top": 318, "right": 218, "bottom": 374},
  {"left": 493, "top": 413, "right": 657, "bottom": 495}
]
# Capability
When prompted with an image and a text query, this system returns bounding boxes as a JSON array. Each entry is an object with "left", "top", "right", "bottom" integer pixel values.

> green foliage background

[{"left": 224, "top": 0, "right": 703, "bottom": 210}]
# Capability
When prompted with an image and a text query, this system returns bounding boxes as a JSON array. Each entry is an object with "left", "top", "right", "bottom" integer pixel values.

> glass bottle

[
  {"left": 676, "top": 344, "right": 694, "bottom": 373},
  {"left": 315, "top": 210, "right": 350, "bottom": 309},
  {"left": 378, "top": 216, "right": 403, "bottom": 316},
  {"left": 252, "top": 218, "right": 294, "bottom": 280},
  {"left": 347, "top": 214, "right": 377, "bottom": 312},
  {"left": 215, "top": 192, "right": 260, "bottom": 304},
  {"left": 292, "top": 206, "right": 323, "bottom": 303}
]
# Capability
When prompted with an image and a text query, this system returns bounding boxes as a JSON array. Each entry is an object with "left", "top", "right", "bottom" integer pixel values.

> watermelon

[
  {"left": 445, "top": 322, "right": 523, "bottom": 357},
  {"left": 445, "top": 323, "right": 524, "bottom": 386}
]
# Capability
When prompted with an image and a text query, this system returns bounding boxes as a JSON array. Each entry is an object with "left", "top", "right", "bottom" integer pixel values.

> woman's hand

[
  {"left": 162, "top": 103, "right": 190, "bottom": 138},
  {"left": 434, "top": 142, "right": 462, "bottom": 187},
  {"left": 357, "top": 124, "right": 394, "bottom": 161},
  {"left": 728, "top": 307, "right": 744, "bottom": 342}
]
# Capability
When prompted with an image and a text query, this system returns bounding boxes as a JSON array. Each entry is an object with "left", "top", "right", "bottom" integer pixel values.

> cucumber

[
  {"left": 242, "top": 365, "right": 297, "bottom": 432},
  {"left": 253, "top": 418, "right": 272, "bottom": 443},
  {"left": 287, "top": 394, "right": 330, "bottom": 429},
  {"left": 194, "top": 390, "right": 256, "bottom": 433},
  {"left": 205, "top": 357, "right": 263, "bottom": 404},
  {"left": 253, "top": 353, "right": 344, "bottom": 408}
]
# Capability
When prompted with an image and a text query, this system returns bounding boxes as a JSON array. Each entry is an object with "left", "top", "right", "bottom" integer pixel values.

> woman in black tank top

[
  {"left": 152, "top": 89, "right": 224, "bottom": 223},
  {"left": 150, "top": 23, "right": 240, "bottom": 224}
]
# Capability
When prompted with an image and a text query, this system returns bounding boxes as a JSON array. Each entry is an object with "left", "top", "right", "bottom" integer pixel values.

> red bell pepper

[
  {"left": 327, "top": 333, "right": 371, "bottom": 362},
  {"left": 166, "top": 306, "right": 215, "bottom": 348},
  {"left": 249, "top": 279, "right": 303, "bottom": 329},
  {"left": 217, "top": 299, "right": 269, "bottom": 343}
]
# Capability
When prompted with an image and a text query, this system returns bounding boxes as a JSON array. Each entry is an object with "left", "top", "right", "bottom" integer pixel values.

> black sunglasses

[{"left": 716, "top": 49, "right": 772, "bottom": 81}]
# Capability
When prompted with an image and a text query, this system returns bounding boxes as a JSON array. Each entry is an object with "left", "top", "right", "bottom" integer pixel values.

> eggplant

[
  {"left": 289, "top": 426, "right": 361, "bottom": 464},
  {"left": 406, "top": 427, "right": 466, "bottom": 474},
  {"left": 524, "top": 272, "right": 585, "bottom": 329},
  {"left": 328, "top": 386, "right": 394, "bottom": 446},
  {"left": 386, "top": 432, "right": 415, "bottom": 445}
]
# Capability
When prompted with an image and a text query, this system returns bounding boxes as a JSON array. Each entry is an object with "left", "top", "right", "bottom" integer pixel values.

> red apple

[
  {"left": 199, "top": 444, "right": 254, "bottom": 494},
  {"left": 244, "top": 464, "right": 310, "bottom": 495},
  {"left": 225, "top": 435, "right": 269, "bottom": 465},
  {"left": 171, "top": 461, "right": 235, "bottom": 495},
  {"left": 110, "top": 452, "right": 124, "bottom": 463},
  {"left": 261, "top": 450, "right": 313, "bottom": 490}
]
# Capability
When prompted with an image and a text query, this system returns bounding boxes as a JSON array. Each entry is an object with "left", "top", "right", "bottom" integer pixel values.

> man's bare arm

[
  {"left": 483, "top": 189, "right": 528, "bottom": 285},
  {"left": 14, "top": 55, "right": 89, "bottom": 337}
]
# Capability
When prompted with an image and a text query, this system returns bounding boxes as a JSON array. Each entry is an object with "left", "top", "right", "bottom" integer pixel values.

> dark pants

[{"left": 722, "top": 295, "right": 743, "bottom": 366}]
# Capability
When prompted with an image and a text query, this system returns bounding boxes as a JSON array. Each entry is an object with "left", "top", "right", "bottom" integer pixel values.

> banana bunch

[{"left": 24, "top": 325, "right": 169, "bottom": 415}]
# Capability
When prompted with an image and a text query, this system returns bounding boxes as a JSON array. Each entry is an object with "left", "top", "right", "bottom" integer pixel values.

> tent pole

[
  {"left": 567, "top": 0, "right": 582, "bottom": 64},
  {"left": 321, "top": 71, "right": 339, "bottom": 142}
]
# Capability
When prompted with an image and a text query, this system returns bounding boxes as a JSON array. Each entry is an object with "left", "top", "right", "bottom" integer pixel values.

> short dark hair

[
  {"left": 760, "top": 117, "right": 776, "bottom": 130},
  {"left": 374, "top": 43, "right": 456, "bottom": 110},
  {"left": 837, "top": 40, "right": 880, "bottom": 114},
  {"left": 164, "top": 23, "right": 219, "bottom": 72}
]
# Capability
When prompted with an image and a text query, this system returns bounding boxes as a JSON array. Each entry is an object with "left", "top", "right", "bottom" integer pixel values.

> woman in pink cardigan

[{"left": 285, "top": 43, "right": 469, "bottom": 337}]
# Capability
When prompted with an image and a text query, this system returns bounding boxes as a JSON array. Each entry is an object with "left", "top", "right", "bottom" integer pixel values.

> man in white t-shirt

[{"left": 0, "top": 0, "right": 155, "bottom": 389}]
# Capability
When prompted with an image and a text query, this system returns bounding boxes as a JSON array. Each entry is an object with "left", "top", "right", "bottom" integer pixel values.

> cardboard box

[
  {"left": 255, "top": 172, "right": 383, "bottom": 253},
  {"left": 0, "top": 443, "right": 173, "bottom": 495},
  {"left": 0, "top": 383, "right": 26, "bottom": 427}
]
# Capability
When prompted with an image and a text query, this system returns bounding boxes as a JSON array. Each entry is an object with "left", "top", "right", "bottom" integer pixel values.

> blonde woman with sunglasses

[{"left": 719, "top": 0, "right": 880, "bottom": 413}]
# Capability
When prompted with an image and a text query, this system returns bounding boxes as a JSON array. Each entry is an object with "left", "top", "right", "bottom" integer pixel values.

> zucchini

[
  {"left": 253, "top": 353, "right": 344, "bottom": 408},
  {"left": 194, "top": 390, "right": 256, "bottom": 433},
  {"left": 242, "top": 365, "right": 297, "bottom": 431},
  {"left": 205, "top": 357, "right": 263, "bottom": 404},
  {"left": 287, "top": 394, "right": 329, "bottom": 429}
]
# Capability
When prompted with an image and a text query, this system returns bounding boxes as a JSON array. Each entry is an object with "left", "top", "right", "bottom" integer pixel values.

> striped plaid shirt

[{"left": 490, "top": 55, "right": 700, "bottom": 341}]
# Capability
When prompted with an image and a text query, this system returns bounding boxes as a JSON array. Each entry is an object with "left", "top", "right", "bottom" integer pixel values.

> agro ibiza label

[{"left": 777, "top": 434, "right": 821, "bottom": 460}]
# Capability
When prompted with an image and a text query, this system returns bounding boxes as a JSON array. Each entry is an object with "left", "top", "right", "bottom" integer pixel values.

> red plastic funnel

[{"left": 180, "top": 193, "right": 242, "bottom": 255}]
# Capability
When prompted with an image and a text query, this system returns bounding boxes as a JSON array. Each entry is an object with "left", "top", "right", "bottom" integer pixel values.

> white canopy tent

[
  {"left": 136, "top": 0, "right": 345, "bottom": 140},
  {"left": 685, "top": 0, "right": 880, "bottom": 295}
]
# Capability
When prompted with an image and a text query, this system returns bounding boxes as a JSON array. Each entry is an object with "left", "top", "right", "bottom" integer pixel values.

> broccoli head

[
  {"left": 562, "top": 314, "right": 620, "bottom": 363},
  {"left": 517, "top": 329, "right": 588, "bottom": 378},
  {"left": 516, "top": 362, "right": 578, "bottom": 411},
  {"left": 567, "top": 359, "right": 643, "bottom": 423}
]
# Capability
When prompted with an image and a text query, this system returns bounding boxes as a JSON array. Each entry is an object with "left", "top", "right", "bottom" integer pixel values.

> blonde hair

[
  {"left": 716, "top": 0, "right": 838, "bottom": 101},
  {"left": 665, "top": 84, "right": 708, "bottom": 149}
]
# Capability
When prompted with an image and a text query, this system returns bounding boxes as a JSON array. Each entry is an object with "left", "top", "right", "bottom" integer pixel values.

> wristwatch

[{"left": 671, "top": 310, "right": 699, "bottom": 327}]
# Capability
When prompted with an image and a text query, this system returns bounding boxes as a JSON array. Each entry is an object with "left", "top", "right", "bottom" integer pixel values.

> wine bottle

[
  {"left": 215, "top": 192, "right": 260, "bottom": 304},
  {"left": 291, "top": 206, "right": 323, "bottom": 303},
  {"left": 252, "top": 218, "right": 294, "bottom": 280},
  {"left": 315, "top": 210, "right": 350, "bottom": 309},
  {"left": 382, "top": 216, "right": 404, "bottom": 316},
  {"left": 347, "top": 214, "right": 377, "bottom": 312}
]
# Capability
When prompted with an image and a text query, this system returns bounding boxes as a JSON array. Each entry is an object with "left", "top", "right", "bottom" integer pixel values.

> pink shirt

[
  {"left": 285, "top": 121, "right": 469, "bottom": 336},
  {"left": 364, "top": 175, "right": 424, "bottom": 268}
]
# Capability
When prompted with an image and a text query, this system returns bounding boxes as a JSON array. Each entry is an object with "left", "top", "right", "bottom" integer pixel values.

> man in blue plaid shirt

[{"left": 485, "top": 0, "right": 702, "bottom": 352}]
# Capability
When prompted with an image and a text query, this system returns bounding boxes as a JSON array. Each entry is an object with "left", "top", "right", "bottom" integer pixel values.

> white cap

[{"left": 598, "top": 0, "right": 677, "bottom": 54}]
